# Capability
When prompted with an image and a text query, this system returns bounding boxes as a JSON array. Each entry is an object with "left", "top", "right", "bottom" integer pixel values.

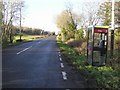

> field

[
  {"left": 3, "top": 35, "right": 47, "bottom": 48},
  {"left": 14, "top": 35, "right": 46, "bottom": 42}
]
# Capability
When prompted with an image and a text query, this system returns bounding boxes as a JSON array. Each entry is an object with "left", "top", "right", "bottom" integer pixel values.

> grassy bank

[
  {"left": 3, "top": 35, "right": 47, "bottom": 48},
  {"left": 57, "top": 40, "right": 120, "bottom": 89},
  {"left": 14, "top": 35, "right": 46, "bottom": 42}
]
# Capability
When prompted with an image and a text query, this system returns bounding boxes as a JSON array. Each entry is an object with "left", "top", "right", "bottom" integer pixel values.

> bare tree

[
  {"left": 2, "top": 0, "right": 25, "bottom": 44},
  {"left": 0, "top": 0, "right": 3, "bottom": 44},
  {"left": 16, "top": 0, "right": 25, "bottom": 41},
  {"left": 80, "top": 2, "right": 100, "bottom": 37},
  {"left": 80, "top": 2, "right": 100, "bottom": 27}
]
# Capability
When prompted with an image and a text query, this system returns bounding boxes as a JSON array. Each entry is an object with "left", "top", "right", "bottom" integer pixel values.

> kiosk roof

[{"left": 94, "top": 26, "right": 109, "bottom": 29}]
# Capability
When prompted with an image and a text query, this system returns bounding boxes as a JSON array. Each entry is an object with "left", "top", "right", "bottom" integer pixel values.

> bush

[
  {"left": 65, "top": 38, "right": 87, "bottom": 55},
  {"left": 56, "top": 33, "right": 62, "bottom": 41},
  {"left": 79, "top": 66, "right": 120, "bottom": 88},
  {"left": 75, "top": 28, "right": 84, "bottom": 40}
]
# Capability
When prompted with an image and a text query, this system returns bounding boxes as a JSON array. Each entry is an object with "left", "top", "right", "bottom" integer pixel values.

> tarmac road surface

[{"left": 2, "top": 36, "right": 86, "bottom": 88}]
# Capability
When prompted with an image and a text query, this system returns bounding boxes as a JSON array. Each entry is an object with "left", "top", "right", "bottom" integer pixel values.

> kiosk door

[{"left": 93, "top": 32, "right": 108, "bottom": 65}]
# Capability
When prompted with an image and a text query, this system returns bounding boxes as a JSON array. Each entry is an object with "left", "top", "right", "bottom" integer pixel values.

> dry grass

[{"left": 65, "top": 38, "right": 87, "bottom": 55}]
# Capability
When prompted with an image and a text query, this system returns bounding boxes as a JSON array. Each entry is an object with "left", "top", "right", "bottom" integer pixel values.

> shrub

[{"left": 75, "top": 28, "right": 84, "bottom": 40}]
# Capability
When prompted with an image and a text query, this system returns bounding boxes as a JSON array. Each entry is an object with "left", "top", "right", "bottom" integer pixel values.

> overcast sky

[{"left": 23, "top": 0, "right": 104, "bottom": 33}]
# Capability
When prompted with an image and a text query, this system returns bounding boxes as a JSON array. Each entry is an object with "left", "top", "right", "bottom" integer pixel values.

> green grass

[
  {"left": 57, "top": 41, "right": 86, "bottom": 65},
  {"left": 13, "top": 35, "right": 46, "bottom": 44},
  {"left": 3, "top": 35, "right": 46, "bottom": 48},
  {"left": 14, "top": 35, "right": 45, "bottom": 41},
  {"left": 57, "top": 40, "right": 120, "bottom": 89}
]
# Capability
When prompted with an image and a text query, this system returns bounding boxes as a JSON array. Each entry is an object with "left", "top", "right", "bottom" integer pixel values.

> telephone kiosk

[{"left": 87, "top": 26, "right": 109, "bottom": 66}]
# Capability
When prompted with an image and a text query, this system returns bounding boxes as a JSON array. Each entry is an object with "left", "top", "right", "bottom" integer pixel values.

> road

[{"left": 2, "top": 36, "right": 86, "bottom": 88}]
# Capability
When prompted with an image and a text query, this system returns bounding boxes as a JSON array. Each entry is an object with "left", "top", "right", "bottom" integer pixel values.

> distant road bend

[{"left": 2, "top": 36, "right": 86, "bottom": 88}]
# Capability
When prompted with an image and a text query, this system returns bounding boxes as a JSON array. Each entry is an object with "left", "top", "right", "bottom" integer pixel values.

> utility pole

[
  {"left": 110, "top": 0, "right": 115, "bottom": 56},
  {"left": 19, "top": 7, "right": 22, "bottom": 41}
]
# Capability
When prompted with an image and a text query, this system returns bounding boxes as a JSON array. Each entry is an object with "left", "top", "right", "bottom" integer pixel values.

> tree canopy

[{"left": 56, "top": 9, "right": 81, "bottom": 41}]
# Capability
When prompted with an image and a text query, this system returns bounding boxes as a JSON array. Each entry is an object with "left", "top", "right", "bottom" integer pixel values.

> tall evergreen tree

[{"left": 97, "top": 0, "right": 112, "bottom": 26}]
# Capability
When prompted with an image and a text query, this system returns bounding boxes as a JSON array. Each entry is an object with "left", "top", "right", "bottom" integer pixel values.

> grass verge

[
  {"left": 57, "top": 40, "right": 120, "bottom": 89},
  {"left": 3, "top": 35, "right": 47, "bottom": 48}
]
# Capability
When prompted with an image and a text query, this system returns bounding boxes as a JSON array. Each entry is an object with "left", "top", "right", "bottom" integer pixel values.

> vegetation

[
  {"left": 57, "top": 40, "right": 120, "bottom": 89},
  {"left": 75, "top": 28, "right": 84, "bottom": 40},
  {"left": 1, "top": 24, "right": 51, "bottom": 48},
  {"left": 56, "top": 8, "right": 80, "bottom": 42},
  {"left": 16, "top": 35, "right": 45, "bottom": 43},
  {"left": 97, "top": 1, "right": 112, "bottom": 26},
  {"left": 1, "top": 0, "right": 24, "bottom": 46},
  {"left": 1, "top": 0, "right": 55, "bottom": 48},
  {"left": 0, "top": 0, "right": 120, "bottom": 88},
  {"left": 97, "top": 1, "right": 120, "bottom": 25},
  {"left": 56, "top": 0, "right": 120, "bottom": 89}
]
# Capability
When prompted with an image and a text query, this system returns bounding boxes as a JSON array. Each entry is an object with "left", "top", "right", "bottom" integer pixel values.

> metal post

[{"left": 110, "top": 0, "right": 115, "bottom": 56}]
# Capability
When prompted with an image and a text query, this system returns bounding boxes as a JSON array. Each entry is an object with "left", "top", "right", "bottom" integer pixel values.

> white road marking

[
  {"left": 38, "top": 42, "right": 41, "bottom": 44},
  {"left": 16, "top": 46, "right": 32, "bottom": 55},
  {"left": 60, "top": 58, "right": 62, "bottom": 61},
  {"left": 62, "top": 71, "right": 67, "bottom": 80},
  {"left": 59, "top": 54, "right": 61, "bottom": 57},
  {"left": 60, "top": 63, "right": 64, "bottom": 68}
]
